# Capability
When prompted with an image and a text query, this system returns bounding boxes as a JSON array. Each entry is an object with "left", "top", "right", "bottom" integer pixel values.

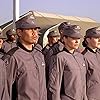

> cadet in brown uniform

[
  {"left": 48, "top": 25, "right": 88, "bottom": 100},
  {"left": 46, "top": 22, "right": 70, "bottom": 56},
  {"left": 0, "top": 32, "right": 6, "bottom": 58},
  {"left": 82, "top": 27, "right": 100, "bottom": 100},
  {"left": 2, "top": 29, "right": 17, "bottom": 53},
  {"left": 3, "top": 12, "right": 47, "bottom": 100},
  {"left": 0, "top": 59, "right": 9, "bottom": 100},
  {"left": 45, "top": 22, "right": 70, "bottom": 87},
  {"left": 42, "top": 30, "right": 60, "bottom": 57},
  {"left": 0, "top": 33, "right": 9, "bottom": 100},
  {"left": 42, "top": 30, "right": 60, "bottom": 85}
]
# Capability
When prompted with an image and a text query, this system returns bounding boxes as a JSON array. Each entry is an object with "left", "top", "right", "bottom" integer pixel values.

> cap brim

[
  {"left": 85, "top": 34, "right": 100, "bottom": 38},
  {"left": 34, "top": 27, "right": 41, "bottom": 30},
  {"left": 70, "top": 35, "right": 83, "bottom": 38},
  {"left": 0, "top": 37, "right": 6, "bottom": 39},
  {"left": 67, "top": 32, "right": 83, "bottom": 38}
]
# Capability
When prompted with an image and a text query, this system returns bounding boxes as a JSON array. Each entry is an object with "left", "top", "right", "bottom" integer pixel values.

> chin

[{"left": 74, "top": 47, "right": 79, "bottom": 49}]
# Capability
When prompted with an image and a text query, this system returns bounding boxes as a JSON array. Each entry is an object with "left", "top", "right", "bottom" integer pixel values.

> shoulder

[
  {"left": 0, "top": 59, "right": 5, "bottom": 65},
  {"left": 34, "top": 44, "right": 43, "bottom": 53},
  {"left": 2, "top": 41, "right": 9, "bottom": 45},
  {"left": 76, "top": 47, "right": 85, "bottom": 53},
  {"left": 54, "top": 50, "right": 66, "bottom": 61},
  {"left": 81, "top": 48, "right": 88, "bottom": 55},
  {"left": 42, "top": 44, "right": 50, "bottom": 55},
  {"left": 49, "top": 41, "right": 64, "bottom": 55},
  {"left": 2, "top": 47, "right": 19, "bottom": 61},
  {"left": 43, "top": 44, "right": 50, "bottom": 51}
]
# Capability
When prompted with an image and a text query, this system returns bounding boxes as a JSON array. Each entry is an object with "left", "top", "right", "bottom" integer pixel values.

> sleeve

[
  {"left": 83, "top": 57, "right": 88, "bottom": 100},
  {"left": 0, "top": 59, "right": 10, "bottom": 100},
  {"left": 2, "top": 61, "right": 10, "bottom": 100},
  {"left": 5, "top": 56, "right": 17, "bottom": 99},
  {"left": 47, "top": 54, "right": 64, "bottom": 100}
]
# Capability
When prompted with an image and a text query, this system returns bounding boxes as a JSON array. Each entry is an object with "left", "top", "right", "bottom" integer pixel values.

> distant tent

[{"left": 0, "top": 10, "right": 100, "bottom": 47}]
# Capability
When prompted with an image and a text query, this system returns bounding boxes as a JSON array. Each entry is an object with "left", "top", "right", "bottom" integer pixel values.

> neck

[
  {"left": 20, "top": 40, "right": 33, "bottom": 51},
  {"left": 88, "top": 46, "right": 97, "bottom": 52},
  {"left": 22, "top": 43, "right": 33, "bottom": 50},
  {"left": 65, "top": 45, "right": 75, "bottom": 53}
]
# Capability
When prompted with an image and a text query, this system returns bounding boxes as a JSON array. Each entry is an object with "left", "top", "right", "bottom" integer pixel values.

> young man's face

[
  {"left": 48, "top": 36, "right": 60, "bottom": 45},
  {"left": 63, "top": 36, "right": 81, "bottom": 50},
  {"left": 86, "top": 37, "right": 100, "bottom": 49},
  {"left": 17, "top": 28, "right": 39, "bottom": 45},
  {"left": 9, "top": 34, "right": 16, "bottom": 41}
]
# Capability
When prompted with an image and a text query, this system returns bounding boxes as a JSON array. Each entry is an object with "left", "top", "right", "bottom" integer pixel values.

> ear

[
  {"left": 16, "top": 29, "right": 22, "bottom": 37},
  {"left": 86, "top": 38, "right": 90, "bottom": 44},
  {"left": 63, "top": 36, "right": 66, "bottom": 42}
]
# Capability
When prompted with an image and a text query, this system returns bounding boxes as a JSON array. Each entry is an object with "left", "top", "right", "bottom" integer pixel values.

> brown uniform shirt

[
  {"left": 44, "top": 41, "right": 64, "bottom": 85},
  {"left": 48, "top": 48, "right": 87, "bottom": 100},
  {"left": 42, "top": 44, "right": 51, "bottom": 58},
  {"left": 82, "top": 47, "right": 100, "bottom": 100},
  {"left": 4, "top": 42, "right": 47, "bottom": 100},
  {"left": 0, "top": 59, "right": 9, "bottom": 100}
]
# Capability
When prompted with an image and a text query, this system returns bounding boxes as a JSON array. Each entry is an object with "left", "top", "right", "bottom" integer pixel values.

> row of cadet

[{"left": 0, "top": 13, "right": 100, "bottom": 100}]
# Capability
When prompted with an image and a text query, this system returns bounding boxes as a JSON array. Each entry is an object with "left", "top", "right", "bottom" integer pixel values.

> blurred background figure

[
  {"left": 43, "top": 22, "right": 71, "bottom": 87},
  {"left": 47, "top": 21, "right": 71, "bottom": 56},
  {"left": 47, "top": 31, "right": 60, "bottom": 46},
  {"left": 0, "top": 28, "right": 9, "bottom": 100},
  {"left": 42, "top": 30, "right": 60, "bottom": 86},
  {"left": 2, "top": 29, "right": 17, "bottom": 53},
  {"left": 42, "top": 30, "right": 60, "bottom": 57},
  {"left": 0, "top": 29, "right": 6, "bottom": 58}
]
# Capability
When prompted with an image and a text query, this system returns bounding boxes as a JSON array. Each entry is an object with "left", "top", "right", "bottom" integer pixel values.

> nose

[
  {"left": 75, "top": 39, "right": 80, "bottom": 43},
  {"left": 98, "top": 38, "right": 100, "bottom": 42},
  {"left": 32, "top": 29, "right": 39, "bottom": 36}
]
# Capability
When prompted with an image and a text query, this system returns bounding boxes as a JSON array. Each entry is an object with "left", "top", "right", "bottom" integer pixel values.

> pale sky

[{"left": 0, "top": 0, "right": 100, "bottom": 25}]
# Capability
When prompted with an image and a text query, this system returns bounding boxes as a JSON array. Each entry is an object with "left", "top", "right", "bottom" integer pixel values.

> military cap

[
  {"left": 0, "top": 35, "right": 6, "bottom": 39},
  {"left": 0, "top": 29, "right": 6, "bottom": 39},
  {"left": 63, "top": 25, "right": 82, "bottom": 38},
  {"left": 85, "top": 27, "right": 100, "bottom": 38},
  {"left": 47, "top": 31, "right": 60, "bottom": 37},
  {"left": 71, "top": 25, "right": 81, "bottom": 30},
  {"left": 16, "top": 13, "right": 40, "bottom": 29},
  {"left": 58, "top": 21, "right": 70, "bottom": 31},
  {"left": 6, "top": 29, "right": 16, "bottom": 36}
]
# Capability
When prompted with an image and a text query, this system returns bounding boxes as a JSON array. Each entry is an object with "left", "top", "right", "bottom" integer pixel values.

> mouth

[
  {"left": 74, "top": 44, "right": 79, "bottom": 46},
  {"left": 32, "top": 37, "right": 38, "bottom": 40}
]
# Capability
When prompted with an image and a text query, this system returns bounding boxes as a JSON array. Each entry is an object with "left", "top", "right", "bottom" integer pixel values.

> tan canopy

[{"left": 1, "top": 11, "right": 100, "bottom": 46}]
